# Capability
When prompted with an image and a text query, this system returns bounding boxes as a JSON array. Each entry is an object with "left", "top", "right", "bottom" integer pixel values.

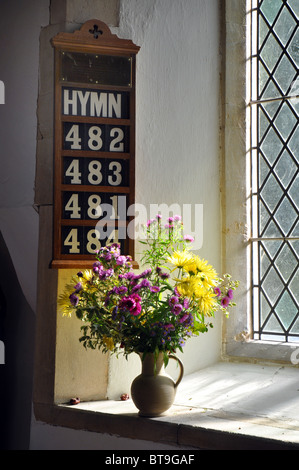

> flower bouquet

[{"left": 59, "top": 215, "right": 238, "bottom": 366}]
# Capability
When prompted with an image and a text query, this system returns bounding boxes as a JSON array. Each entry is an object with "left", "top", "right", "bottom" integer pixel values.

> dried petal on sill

[
  {"left": 69, "top": 397, "right": 80, "bottom": 405},
  {"left": 120, "top": 393, "right": 130, "bottom": 401}
]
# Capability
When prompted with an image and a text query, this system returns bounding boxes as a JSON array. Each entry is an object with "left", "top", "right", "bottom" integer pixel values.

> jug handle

[{"left": 169, "top": 354, "right": 184, "bottom": 388}]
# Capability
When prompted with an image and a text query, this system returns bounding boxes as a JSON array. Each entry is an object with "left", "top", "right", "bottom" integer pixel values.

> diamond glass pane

[
  {"left": 289, "top": 174, "right": 299, "bottom": 206},
  {"left": 274, "top": 150, "right": 297, "bottom": 188},
  {"left": 262, "top": 266, "right": 283, "bottom": 305},
  {"left": 275, "top": 197, "right": 298, "bottom": 235},
  {"left": 288, "top": 0, "right": 299, "bottom": 18},
  {"left": 274, "top": 102, "right": 297, "bottom": 139},
  {"left": 260, "top": 33, "right": 283, "bottom": 72},
  {"left": 260, "top": 0, "right": 283, "bottom": 26},
  {"left": 251, "top": 1, "right": 299, "bottom": 341},
  {"left": 275, "top": 243, "right": 298, "bottom": 282},
  {"left": 274, "top": 55, "right": 297, "bottom": 94},
  {"left": 289, "top": 126, "right": 299, "bottom": 160},
  {"left": 260, "top": 127, "right": 283, "bottom": 163},
  {"left": 276, "top": 291, "right": 298, "bottom": 329},
  {"left": 273, "top": 5, "right": 297, "bottom": 46},
  {"left": 288, "top": 29, "right": 299, "bottom": 67},
  {"left": 260, "top": 173, "right": 283, "bottom": 211}
]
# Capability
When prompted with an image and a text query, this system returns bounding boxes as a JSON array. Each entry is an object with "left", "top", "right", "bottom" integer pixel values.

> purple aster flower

[
  {"left": 227, "top": 288, "right": 234, "bottom": 299},
  {"left": 172, "top": 304, "right": 183, "bottom": 315},
  {"left": 92, "top": 261, "right": 103, "bottom": 274},
  {"left": 146, "top": 218, "right": 156, "bottom": 227},
  {"left": 221, "top": 296, "right": 230, "bottom": 307},
  {"left": 123, "top": 272, "right": 137, "bottom": 281},
  {"left": 179, "top": 313, "right": 189, "bottom": 323},
  {"left": 117, "top": 286, "right": 128, "bottom": 295},
  {"left": 98, "top": 268, "right": 114, "bottom": 280},
  {"left": 214, "top": 287, "right": 221, "bottom": 297},
  {"left": 116, "top": 255, "right": 127, "bottom": 266},
  {"left": 184, "top": 234, "right": 194, "bottom": 243},
  {"left": 74, "top": 282, "right": 82, "bottom": 292},
  {"left": 174, "top": 287, "right": 181, "bottom": 297},
  {"left": 169, "top": 296, "right": 179, "bottom": 306},
  {"left": 160, "top": 272, "right": 170, "bottom": 279},
  {"left": 69, "top": 292, "right": 79, "bottom": 307},
  {"left": 150, "top": 285, "right": 160, "bottom": 293},
  {"left": 141, "top": 268, "right": 152, "bottom": 278},
  {"left": 140, "top": 279, "right": 151, "bottom": 288},
  {"left": 164, "top": 323, "right": 175, "bottom": 331}
]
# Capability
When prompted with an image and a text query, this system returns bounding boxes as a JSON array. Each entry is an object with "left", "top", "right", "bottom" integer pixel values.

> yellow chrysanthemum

[
  {"left": 102, "top": 335, "right": 115, "bottom": 351},
  {"left": 58, "top": 281, "right": 77, "bottom": 317},
  {"left": 184, "top": 256, "right": 217, "bottom": 287},
  {"left": 58, "top": 294, "right": 73, "bottom": 316},
  {"left": 176, "top": 277, "right": 198, "bottom": 298},
  {"left": 193, "top": 284, "right": 217, "bottom": 315},
  {"left": 167, "top": 250, "right": 192, "bottom": 269},
  {"left": 58, "top": 270, "right": 95, "bottom": 316},
  {"left": 80, "top": 269, "right": 95, "bottom": 287}
]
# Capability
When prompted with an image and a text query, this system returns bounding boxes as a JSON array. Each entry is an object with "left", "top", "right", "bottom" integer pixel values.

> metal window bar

[{"left": 249, "top": 0, "right": 299, "bottom": 342}]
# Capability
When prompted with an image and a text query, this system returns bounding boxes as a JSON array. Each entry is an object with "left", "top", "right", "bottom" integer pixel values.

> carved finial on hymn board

[{"left": 51, "top": 19, "right": 140, "bottom": 54}]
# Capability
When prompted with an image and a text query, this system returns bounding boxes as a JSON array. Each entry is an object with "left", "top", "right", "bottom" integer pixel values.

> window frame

[
  {"left": 249, "top": 0, "right": 299, "bottom": 343},
  {"left": 222, "top": 0, "right": 299, "bottom": 363}
]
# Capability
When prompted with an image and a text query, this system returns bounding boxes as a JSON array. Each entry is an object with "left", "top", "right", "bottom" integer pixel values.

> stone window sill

[{"left": 34, "top": 362, "right": 299, "bottom": 450}]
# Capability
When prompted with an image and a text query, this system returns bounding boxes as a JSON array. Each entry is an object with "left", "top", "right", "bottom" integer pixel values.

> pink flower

[{"left": 119, "top": 294, "right": 142, "bottom": 316}]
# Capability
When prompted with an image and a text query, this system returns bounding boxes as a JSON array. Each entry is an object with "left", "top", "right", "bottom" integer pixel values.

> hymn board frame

[{"left": 51, "top": 20, "right": 140, "bottom": 268}]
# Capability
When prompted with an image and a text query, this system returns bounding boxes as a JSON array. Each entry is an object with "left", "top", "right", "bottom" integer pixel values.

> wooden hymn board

[{"left": 51, "top": 20, "right": 139, "bottom": 268}]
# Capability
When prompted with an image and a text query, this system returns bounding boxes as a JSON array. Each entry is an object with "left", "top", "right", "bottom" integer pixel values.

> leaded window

[{"left": 249, "top": 0, "right": 299, "bottom": 341}]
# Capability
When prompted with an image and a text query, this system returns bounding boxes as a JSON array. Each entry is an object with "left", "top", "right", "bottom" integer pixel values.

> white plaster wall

[
  {"left": 0, "top": 0, "right": 49, "bottom": 310},
  {"left": 107, "top": 0, "right": 222, "bottom": 399}
]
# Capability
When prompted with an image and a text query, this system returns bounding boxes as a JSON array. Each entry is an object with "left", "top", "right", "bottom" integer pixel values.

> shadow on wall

[{"left": 0, "top": 231, "right": 35, "bottom": 450}]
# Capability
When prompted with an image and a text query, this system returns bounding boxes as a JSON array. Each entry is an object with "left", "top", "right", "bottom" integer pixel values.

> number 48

[{"left": 63, "top": 227, "right": 119, "bottom": 254}]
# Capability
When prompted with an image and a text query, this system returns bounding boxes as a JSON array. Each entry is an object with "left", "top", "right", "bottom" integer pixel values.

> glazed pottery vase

[{"left": 131, "top": 352, "right": 184, "bottom": 417}]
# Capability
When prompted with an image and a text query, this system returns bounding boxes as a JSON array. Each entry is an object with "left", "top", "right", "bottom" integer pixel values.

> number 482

[{"left": 65, "top": 124, "right": 125, "bottom": 152}]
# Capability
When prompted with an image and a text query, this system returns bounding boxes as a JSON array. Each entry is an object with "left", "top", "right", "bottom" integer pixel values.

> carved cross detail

[{"left": 89, "top": 24, "right": 103, "bottom": 39}]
